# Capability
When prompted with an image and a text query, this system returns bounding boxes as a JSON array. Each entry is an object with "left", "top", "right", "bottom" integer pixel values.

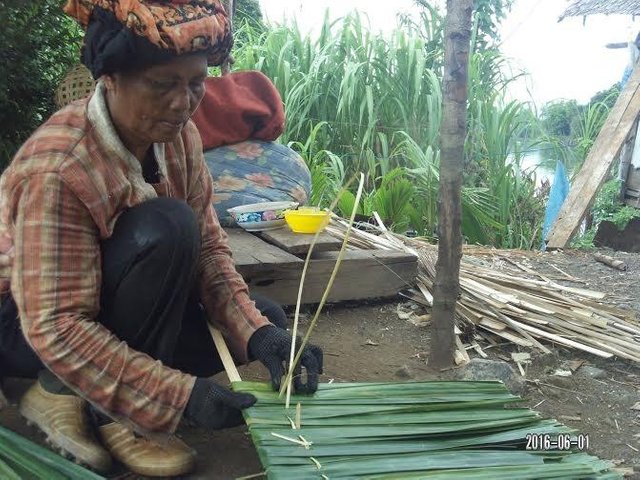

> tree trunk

[
  {"left": 429, "top": 0, "right": 473, "bottom": 369},
  {"left": 221, "top": 0, "right": 235, "bottom": 76}
]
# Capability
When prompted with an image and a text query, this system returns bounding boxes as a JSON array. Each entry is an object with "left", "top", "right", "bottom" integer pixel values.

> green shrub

[
  {"left": 571, "top": 179, "right": 640, "bottom": 248},
  {"left": 0, "top": 0, "right": 82, "bottom": 169},
  {"left": 592, "top": 179, "right": 640, "bottom": 228}
]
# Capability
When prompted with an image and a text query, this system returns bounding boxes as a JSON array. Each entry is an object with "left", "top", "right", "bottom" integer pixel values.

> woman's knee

[
  {"left": 120, "top": 198, "right": 199, "bottom": 247},
  {"left": 100, "top": 198, "right": 201, "bottom": 302},
  {"left": 105, "top": 198, "right": 200, "bottom": 262}
]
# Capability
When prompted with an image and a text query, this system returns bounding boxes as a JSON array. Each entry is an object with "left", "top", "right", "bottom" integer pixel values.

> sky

[{"left": 258, "top": 0, "right": 638, "bottom": 108}]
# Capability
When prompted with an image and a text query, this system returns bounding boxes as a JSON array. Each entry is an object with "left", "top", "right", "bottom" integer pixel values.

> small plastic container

[
  {"left": 227, "top": 201, "right": 299, "bottom": 231},
  {"left": 284, "top": 207, "right": 331, "bottom": 233}
]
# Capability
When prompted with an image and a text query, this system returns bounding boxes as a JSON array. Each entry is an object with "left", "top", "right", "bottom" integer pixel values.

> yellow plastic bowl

[{"left": 284, "top": 208, "right": 331, "bottom": 233}]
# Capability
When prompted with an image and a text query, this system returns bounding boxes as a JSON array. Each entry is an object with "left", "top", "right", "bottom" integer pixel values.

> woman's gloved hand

[
  {"left": 184, "top": 378, "right": 256, "bottom": 429},
  {"left": 248, "top": 326, "right": 323, "bottom": 394}
]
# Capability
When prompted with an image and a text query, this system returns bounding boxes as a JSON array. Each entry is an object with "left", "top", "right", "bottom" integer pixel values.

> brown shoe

[
  {"left": 98, "top": 422, "right": 196, "bottom": 477},
  {"left": 19, "top": 382, "right": 112, "bottom": 472}
]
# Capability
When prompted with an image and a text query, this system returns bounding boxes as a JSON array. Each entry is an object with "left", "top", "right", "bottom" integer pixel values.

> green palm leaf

[
  {"left": 234, "top": 381, "right": 619, "bottom": 479},
  {"left": 0, "top": 425, "right": 104, "bottom": 480}
]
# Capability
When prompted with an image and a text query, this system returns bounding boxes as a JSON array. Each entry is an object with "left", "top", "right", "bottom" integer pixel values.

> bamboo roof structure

[{"left": 560, "top": 0, "right": 640, "bottom": 20}]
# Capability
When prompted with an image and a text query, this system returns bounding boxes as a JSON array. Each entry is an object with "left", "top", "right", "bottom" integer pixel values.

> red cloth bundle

[{"left": 191, "top": 71, "right": 285, "bottom": 150}]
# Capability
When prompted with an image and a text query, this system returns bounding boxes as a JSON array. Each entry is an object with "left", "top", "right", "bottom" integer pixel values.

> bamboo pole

[{"left": 208, "top": 324, "right": 242, "bottom": 383}]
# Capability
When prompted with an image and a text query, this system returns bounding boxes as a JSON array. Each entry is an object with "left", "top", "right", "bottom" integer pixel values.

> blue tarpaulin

[{"left": 542, "top": 161, "right": 570, "bottom": 249}]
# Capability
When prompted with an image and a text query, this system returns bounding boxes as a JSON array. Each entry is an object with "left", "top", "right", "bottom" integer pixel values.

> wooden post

[
  {"left": 546, "top": 66, "right": 640, "bottom": 248},
  {"left": 620, "top": 119, "right": 640, "bottom": 202},
  {"left": 429, "top": 0, "right": 473, "bottom": 369},
  {"left": 208, "top": 325, "right": 242, "bottom": 383},
  {"left": 618, "top": 138, "right": 632, "bottom": 201}
]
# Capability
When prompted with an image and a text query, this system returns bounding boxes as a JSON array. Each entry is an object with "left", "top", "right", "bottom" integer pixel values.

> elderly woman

[{"left": 0, "top": 0, "right": 322, "bottom": 476}]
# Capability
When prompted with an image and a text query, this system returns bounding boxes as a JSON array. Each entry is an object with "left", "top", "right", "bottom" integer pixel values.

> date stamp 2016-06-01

[{"left": 525, "top": 433, "right": 590, "bottom": 451}]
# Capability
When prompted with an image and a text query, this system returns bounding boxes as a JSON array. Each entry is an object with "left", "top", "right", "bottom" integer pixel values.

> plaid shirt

[{"left": 0, "top": 82, "right": 270, "bottom": 434}]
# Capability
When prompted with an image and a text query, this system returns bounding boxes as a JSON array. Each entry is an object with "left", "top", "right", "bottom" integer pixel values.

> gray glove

[{"left": 184, "top": 378, "right": 256, "bottom": 429}]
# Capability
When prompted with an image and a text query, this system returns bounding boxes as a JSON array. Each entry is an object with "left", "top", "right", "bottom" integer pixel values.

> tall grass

[{"left": 231, "top": 8, "right": 544, "bottom": 248}]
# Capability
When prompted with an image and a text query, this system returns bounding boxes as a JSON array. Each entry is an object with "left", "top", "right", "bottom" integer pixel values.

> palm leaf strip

[
  {"left": 230, "top": 381, "right": 619, "bottom": 479},
  {"left": 0, "top": 425, "right": 104, "bottom": 480}
]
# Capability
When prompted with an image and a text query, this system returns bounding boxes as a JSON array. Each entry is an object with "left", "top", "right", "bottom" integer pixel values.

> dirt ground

[{"left": 1, "top": 247, "right": 640, "bottom": 479}]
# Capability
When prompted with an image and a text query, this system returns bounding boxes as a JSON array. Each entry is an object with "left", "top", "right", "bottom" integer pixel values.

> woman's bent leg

[
  {"left": 0, "top": 295, "right": 43, "bottom": 378},
  {"left": 98, "top": 197, "right": 201, "bottom": 364},
  {"left": 171, "top": 292, "right": 289, "bottom": 377}
]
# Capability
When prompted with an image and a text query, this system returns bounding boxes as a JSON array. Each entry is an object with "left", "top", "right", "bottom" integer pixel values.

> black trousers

[{"left": 0, "top": 197, "right": 286, "bottom": 381}]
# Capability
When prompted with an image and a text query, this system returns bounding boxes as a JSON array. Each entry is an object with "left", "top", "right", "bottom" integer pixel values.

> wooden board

[
  {"left": 238, "top": 249, "right": 417, "bottom": 305},
  {"left": 257, "top": 227, "right": 342, "bottom": 255},
  {"left": 546, "top": 65, "right": 640, "bottom": 248},
  {"left": 226, "top": 228, "right": 417, "bottom": 305},
  {"left": 226, "top": 228, "right": 303, "bottom": 274}
]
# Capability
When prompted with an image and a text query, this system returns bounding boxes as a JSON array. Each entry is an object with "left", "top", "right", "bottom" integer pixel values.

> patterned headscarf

[{"left": 64, "top": 0, "right": 232, "bottom": 78}]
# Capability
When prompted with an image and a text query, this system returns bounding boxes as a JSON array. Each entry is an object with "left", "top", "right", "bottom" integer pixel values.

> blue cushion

[{"left": 204, "top": 140, "right": 311, "bottom": 226}]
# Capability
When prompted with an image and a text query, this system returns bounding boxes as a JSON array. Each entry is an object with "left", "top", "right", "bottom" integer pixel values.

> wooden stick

[
  {"left": 281, "top": 173, "right": 366, "bottom": 403},
  {"left": 593, "top": 252, "right": 627, "bottom": 271},
  {"left": 546, "top": 262, "right": 582, "bottom": 282},
  {"left": 207, "top": 324, "right": 242, "bottom": 383},
  {"left": 455, "top": 334, "right": 471, "bottom": 365},
  {"left": 283, "top": 175, "right": 359, "bottom": 408},
  {"left": 506, "top": 319, "right": 613, "bottom": 358}
]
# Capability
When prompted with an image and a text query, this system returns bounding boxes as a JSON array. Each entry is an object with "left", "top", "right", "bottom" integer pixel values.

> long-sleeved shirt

[{"left": 0, "top": 82, "right": 271, "bottom": 435}]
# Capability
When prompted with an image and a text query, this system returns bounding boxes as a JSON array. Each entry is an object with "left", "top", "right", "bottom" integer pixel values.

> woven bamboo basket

[{"left": 54, "top": 64, "right": 95, "bottom": 109}]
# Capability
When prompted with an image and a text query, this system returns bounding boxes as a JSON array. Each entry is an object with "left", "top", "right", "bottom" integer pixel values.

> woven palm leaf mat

[{"left": 234, "top": 380, "right": 621, "bottom": 479}]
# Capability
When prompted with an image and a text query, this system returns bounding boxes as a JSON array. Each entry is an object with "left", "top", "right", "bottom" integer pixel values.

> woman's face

[{"left": 104, "top": 53, "right": 208, "bottom": 149}]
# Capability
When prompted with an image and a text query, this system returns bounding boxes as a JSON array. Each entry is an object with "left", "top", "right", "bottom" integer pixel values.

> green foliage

[
  {"left": 337, "top": 168, "right": 416, "bottom": 232},
  {"left": 538, "top": 85, "right": 620, "bottom": 177},
  {"left": 571, "top": 179, "right": 640, "bottom": 248},
  {"left": 471, "top": 0, "right": 514, "bottom": 51},
  {"left": 571, "top": 99, "right": 612, "bottom": 164},
  {"left": 592, "top": 179, "right": 640, "bottom": 228},
  {"left": 590, "top": 83, "right": 620, "bottom": 110},
  {"left": 236, "top": 380, "right": 619, "bottom": 479},
  {"left": 0, "top": 425, "right": 104, "bottom": 479},
  {"left": 540, "top": 100, "right": 578, "bottom": 138},
  {"left": 465, "top": 63, "right": 544, "bottom": 248},
  {"left": 1, "top": 0, "right": 547, "bottom": 249},
  {"left": 399, "top": 0, "right": 445, "bottom": 71},
  {"left": 234, "top": 0, "right": 263, "bottom": 27},
  {"left": 0, "top": 0, "right": 82, "bottom": 169},
  {"left": 230, "top": 4, "right": 545, "bottom": 246},
  {"left": 570, "top": 228, "right": 597, "bottom": 249},
  {"left": 288, "top": 122, "right": 346, "bottom": 207}
]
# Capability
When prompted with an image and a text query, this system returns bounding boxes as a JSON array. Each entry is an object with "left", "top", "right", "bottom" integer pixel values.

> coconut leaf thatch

[{"left": 560, "top": 0, "right": 640, "bottom": 20}]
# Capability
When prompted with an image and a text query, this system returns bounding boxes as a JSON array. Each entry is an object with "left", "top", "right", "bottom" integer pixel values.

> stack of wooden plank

[{"left": 325, "top": 219, "right": 640, "bottom": 363}]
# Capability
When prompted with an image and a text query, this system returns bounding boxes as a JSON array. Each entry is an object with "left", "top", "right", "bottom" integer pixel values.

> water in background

[{"left": 518, "top": 149, "right": 555, "bottom": 187}]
